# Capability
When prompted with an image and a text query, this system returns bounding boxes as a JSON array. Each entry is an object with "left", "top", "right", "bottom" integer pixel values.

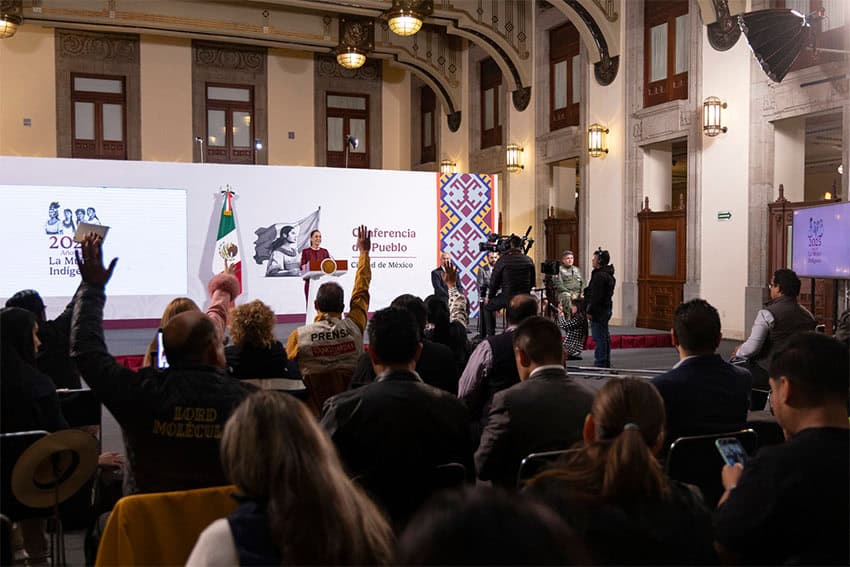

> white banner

[{"left": 0, "top": 157, "right": 438, "bottom": 321}]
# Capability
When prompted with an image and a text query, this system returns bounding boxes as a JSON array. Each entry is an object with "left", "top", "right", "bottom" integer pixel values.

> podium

[{"left": 303, "top": 258, "right": 349, "bottom": 324}]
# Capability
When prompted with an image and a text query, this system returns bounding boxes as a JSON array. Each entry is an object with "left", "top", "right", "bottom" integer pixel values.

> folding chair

[
  {"left": 517, "top": 449, "right": 580, "bottom": 488},
  {"left": 666, "top": 429, "right": 758, "bottom": 508},
  {"left": 95, "top": 485, "right": 237, "bottom": 566}
]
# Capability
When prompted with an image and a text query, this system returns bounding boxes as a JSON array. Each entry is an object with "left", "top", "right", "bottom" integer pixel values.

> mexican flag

[{"left": 214, "top": 189, "right": 242, "bottom": 289}]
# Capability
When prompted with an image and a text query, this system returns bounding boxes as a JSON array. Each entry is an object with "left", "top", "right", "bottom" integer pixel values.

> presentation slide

[
  {"left": 0, "top": 157, "right": 442, "bottom": 321},
  {"left": 792, "top": 201, "right": 850, "bottom": 279},
  {"left": 0, "top": 185, "right": 188, "bottom": 297}
]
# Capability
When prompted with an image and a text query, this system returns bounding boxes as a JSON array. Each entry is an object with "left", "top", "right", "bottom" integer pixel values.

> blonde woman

[
  {"left": 224, "top": 300, "right": 288, "bottom": 380},
  {"left": 187, "top": 391, "right": 394, "bottom": 566},
  {"left": 142, "top": 269, "right": 240, "bottom": 368}
]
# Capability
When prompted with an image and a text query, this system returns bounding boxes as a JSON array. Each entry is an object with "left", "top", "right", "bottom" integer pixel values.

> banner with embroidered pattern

[{"left": 438, "top": 173, "right": 497, "bottom": 318}]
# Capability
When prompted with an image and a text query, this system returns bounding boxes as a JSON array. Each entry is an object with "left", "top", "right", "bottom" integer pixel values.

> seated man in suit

[
  {"left": 348, "top": 293, "right": 458, "bottom": 395},
  {"left": 475, "top": 316, "right": 595, "bottom": 488},
  {"left": 652, "top": 299, "right": 752, "bottom": 446},
  {"left": 321, "top": 307, "right": 473, "bottom": 528}
]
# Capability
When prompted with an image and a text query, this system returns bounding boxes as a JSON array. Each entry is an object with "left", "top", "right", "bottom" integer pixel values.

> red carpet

[{"left": 585, "top": 333, "right": 672, "bottom": 350}]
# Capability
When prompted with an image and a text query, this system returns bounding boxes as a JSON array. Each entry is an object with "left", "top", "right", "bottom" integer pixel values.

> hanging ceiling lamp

[
  {"left": 336, "top": 47, "right": 367, "bottom": 69},
  {"left": 386, "top": 0, "right": 433, "bottom": 37},
  {"left": 0, "top": 0, "right": 23, "bottom": 39},
  {"left": 335, "top": 17, "right": 373, "bottom": 70}
]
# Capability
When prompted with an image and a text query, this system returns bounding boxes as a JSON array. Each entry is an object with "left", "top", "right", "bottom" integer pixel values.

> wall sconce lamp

[
  {"left": 336, "top": 17, "right": 373, "bottom": 70},
  {"left": 703, "top": 96, "right": 728, "bottom": 136},
  {"left": 387, "top": 0, "right": 433, "bottom": 37},
  {"left": 506, "top": 144, "right": 524, "bottom": 173},
  {"left": 253, "top": 139, "right": 263, "bottom": 151},
  {"left": 0, "top": 1, "right": 23, "bottom": 39},
  {"left": 440, "top": 160, "right": 457, "bottom": 175},
  {"left": 838, "top": 164, "right": 844, "bottom": 175},
  {"left": 587, "top": 124, "right": 609, "bottom": 158},
  {"left": 824, "top": 191, "right": 833, "bottom": 200}
]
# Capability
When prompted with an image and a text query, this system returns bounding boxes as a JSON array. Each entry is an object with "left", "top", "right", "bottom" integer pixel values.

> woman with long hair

[
  {"left": 187, "top": 391, "right": 394, "bottom": 566},
  {"left": 141, "top": 268, "right": 241, "bottom": 368},
  {"left": 225, "top": 300, "right": 288, "bottom": 379},
  {"left": 1, "top": 307, "right": 68, "bottom": 434},
  {"left": 526, "top": 378, "right": 715, "bottom": 565},
  {"left": 141, "top": 297, "right": 200, "bottom": 367}
]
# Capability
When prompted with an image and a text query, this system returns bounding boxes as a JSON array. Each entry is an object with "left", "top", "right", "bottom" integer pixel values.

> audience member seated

[
  {"left": 286, "top": 225, "right": 371, "bottom": 412},
  {"left": 526, "top": 378, "right": 716, "bottom": 565},
  {"left": 6, "top": 288, "right": 82, "bottom": 389},
  {"left": 142, "top": 297, "right": 200, "bottom": 368},
  {"left": 1, "top": 307, "right": 69, "bottom": 434},
  {"left": 459, "top": 294, "right": 538, "bottom": 430},
  {"left": 225, "top": 300, "right": 288, "bottom": 380},
  {"left": 835, "top": 307, "right": 849, "bottom": 348},
  {"left": 714, "top": 333, "right": 849, "bottom": 565},
  {"left": 476, "top": 316, "right": 594, "bottom": 488},
  {"left": 734, "top": 269, "right": 816, "bottom": 388},
  {"left": 397, "top": 486, "right": 586, "bottom": 565},
  {"left": 142, "top": 269, "right": 241, "bottom": 368},
  {"left": 71, "top": 235, "right": 252, "bottom": 494},
  {"left": 652, "top": 299, "right": 751, "bottom": 445},
  {"left": 321, "top": 307, "right": 473, "bottom": 529},
  {"left": 187, "top": 391, "right": 393, "bottom": 566},
  {"left": 423, "top": 261, "right": 470, "bottom": 370},
  {"left": 349, "top": 294, "right": 459, "bottom": 395},
  {"left": 557, "top": 298, "right": 588, "bottom": 361}
]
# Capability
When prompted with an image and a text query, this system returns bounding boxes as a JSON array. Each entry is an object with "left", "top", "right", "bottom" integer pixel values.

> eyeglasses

[{"left": 767, "top": 390, "right": 774, "bottom": 415}]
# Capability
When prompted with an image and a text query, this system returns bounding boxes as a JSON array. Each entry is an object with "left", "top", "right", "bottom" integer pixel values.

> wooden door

[
  {"left": 544, "top": 213, "right": 579, "bottom": 266},
  {"left": 636, "top": 208, "right": 686, "bottom": 330}
]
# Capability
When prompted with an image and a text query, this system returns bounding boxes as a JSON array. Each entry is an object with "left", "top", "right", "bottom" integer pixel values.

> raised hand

[
  {"left": 75, "top": 233, "right": 118, "bottom": 287},
  {"left": 357, "top": 225, "right": 371, "bottom": 253},
  {"left": 442, "top": 260, "right": 459, "bottom": 288}
]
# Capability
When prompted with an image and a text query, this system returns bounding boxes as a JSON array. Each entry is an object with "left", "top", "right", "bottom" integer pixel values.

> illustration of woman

[
  {"left": 265, "top": 225, "right": 300, "bottom": 276},
  {"left": 44, "top": 202, "right": 62, "bottom": 235}
]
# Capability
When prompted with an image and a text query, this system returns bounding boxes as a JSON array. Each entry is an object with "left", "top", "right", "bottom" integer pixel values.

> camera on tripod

[
  {"left": 478, "top": 226, "right": 534, "bottom": 254},
  {"left": 541, "top": 260, "right": 560, "bottom": 276}
]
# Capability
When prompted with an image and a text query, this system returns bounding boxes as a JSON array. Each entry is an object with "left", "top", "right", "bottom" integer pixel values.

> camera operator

[{"left": 486, "top": 236, "right": 536, "bottom": 317}]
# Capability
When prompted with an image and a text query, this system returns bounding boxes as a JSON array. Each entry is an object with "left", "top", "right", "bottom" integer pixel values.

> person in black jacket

[
  {"left": 1, "top": 307, "right": 69, "bottom": 434},
  {"left": 583, "top": 248, "right": 616, "bottom": 368},
  {"left": 322, "top": 307, "right": 473, "bottom": 529},
  {"left": 349, "top": 294, "right": 459, "bottom": 395},
  {"left": 71, "top": 234, "right": 253, "bottom": 494},
  {"left": 6, "top": 288, "right": 82, "bottom": 389},
  {"left": 486, "top": 236, "right": 535, "bottom": 314}
]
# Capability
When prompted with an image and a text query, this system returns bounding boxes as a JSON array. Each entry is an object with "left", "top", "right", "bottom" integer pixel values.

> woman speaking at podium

[{"left": 301, "top": 230, "right": 331, "bottom": 301}]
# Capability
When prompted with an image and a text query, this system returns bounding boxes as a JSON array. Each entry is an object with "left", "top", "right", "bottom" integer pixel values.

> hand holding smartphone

[{"left": 715, "top": 437, "right": 747, "bottom": 466}]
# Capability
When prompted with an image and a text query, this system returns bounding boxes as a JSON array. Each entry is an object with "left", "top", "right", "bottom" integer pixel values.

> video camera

[
  {"left": 541, "top": 260, "right": 560, "bottom": 276},
  {"left": 478, "top": 226, "right": 534, "bottom": 255}
]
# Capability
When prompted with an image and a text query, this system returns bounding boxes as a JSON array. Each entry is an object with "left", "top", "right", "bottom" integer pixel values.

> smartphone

[
  {"left": 715, "top": 437, "right": 747, "bottom": 466},
  {"left": 73, "top": 222, "right": 110, "bottom": 243},
  {"left": 156, "top": 330, "right": 169, "bottom": 370}
]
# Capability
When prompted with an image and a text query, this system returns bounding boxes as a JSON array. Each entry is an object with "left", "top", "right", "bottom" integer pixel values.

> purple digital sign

[{"left": 792, "top": 201, "right": 850, "bottom": 279}]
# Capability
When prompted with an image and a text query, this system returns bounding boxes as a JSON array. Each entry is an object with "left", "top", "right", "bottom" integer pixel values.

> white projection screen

[{"left": 0, "top": 157, "right": 439, "bottom": 323}]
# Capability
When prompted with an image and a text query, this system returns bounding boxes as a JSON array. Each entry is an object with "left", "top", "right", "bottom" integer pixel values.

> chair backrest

[
  {"left": 0, "top": 431, "right": 49, "bottom": 522},
  {"left": 302, "top": 370, "right": 353, "bottom": 415},
  {"left": 95, "top": 484, "right": 238, "bottom": 567},
  {"left": 750, "top": 388, "right": 770, "bottom": 411},
  {"left": 517, "top": 449, "right": 580, "bottom": 488},
  {"left": 666, "top": 429, "right": 758, "bottom": 508},
  {"left": 0, "top": 514, "right": 11, "bottom": 567},
  {"left": 58, "top": 389, "right": 101, "bottom": 429}
]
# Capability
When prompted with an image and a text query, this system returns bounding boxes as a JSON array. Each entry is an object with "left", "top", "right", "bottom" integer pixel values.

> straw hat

[{"left": 11, "top": 430, "right": 99, "bottom": 509}]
